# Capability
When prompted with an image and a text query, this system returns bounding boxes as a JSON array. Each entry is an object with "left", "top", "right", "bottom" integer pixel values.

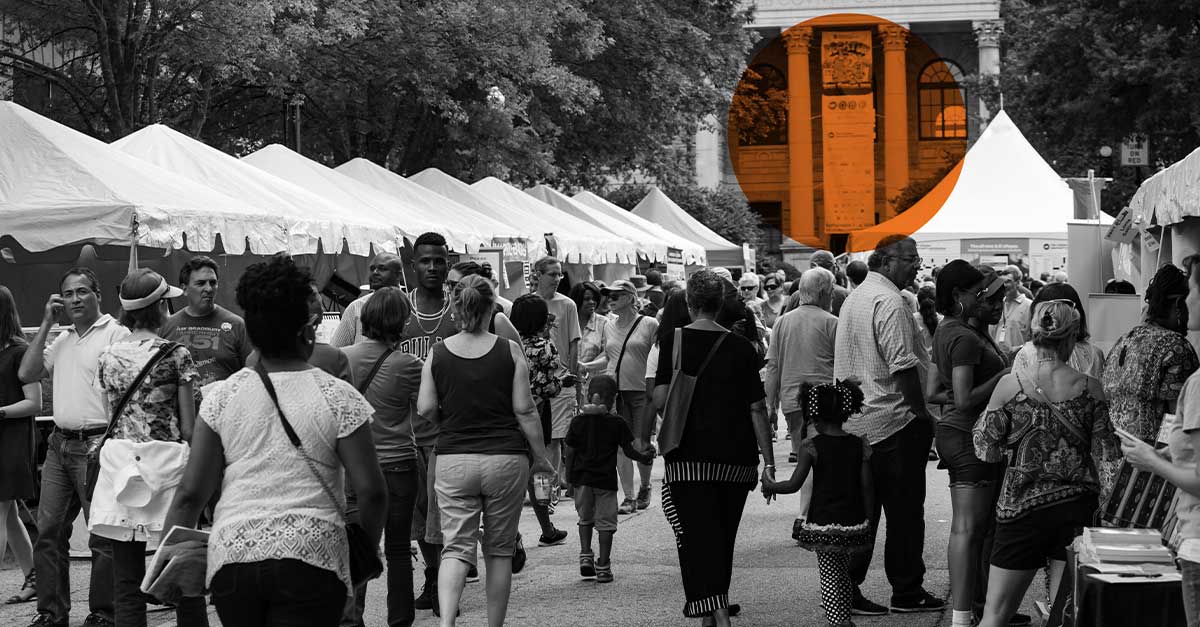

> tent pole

[{"left": 128, "top": 212, "right": 140, "bottom": 274}]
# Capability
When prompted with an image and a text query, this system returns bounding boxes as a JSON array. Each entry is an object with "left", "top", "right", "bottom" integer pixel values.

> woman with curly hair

[
  {"left": 162, "top": 255, "right": 387, "bottom": 626},
  {"left": 1100, "top": 264, "right": 1200, "bottom": 497}
]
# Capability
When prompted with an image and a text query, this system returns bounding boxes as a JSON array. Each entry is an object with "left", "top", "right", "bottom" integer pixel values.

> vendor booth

[
  {"left": 632, "top": 187, "right": 746, "bottom": 269},
  {"left": 572, "top": 190, "right": 708, "bottom": 269},
  {"left": 848, "top": 111, "right": 1084, "bottom": 279},
  {"left": 527, "top": 185, "right": 675, "bottom": 265}
]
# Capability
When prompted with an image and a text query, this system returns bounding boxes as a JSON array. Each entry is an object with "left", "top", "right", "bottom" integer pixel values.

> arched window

[
  {"left": 918, "top": 59, "right": 967, "bottom": 139},
  {"left": 731, "top": 63, "right": 788, "bottom": 146}
]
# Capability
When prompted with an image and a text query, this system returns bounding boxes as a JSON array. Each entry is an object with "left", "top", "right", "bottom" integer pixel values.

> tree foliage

[{"left": 978, "top": 0, "right": 1200, "bottom": 216}]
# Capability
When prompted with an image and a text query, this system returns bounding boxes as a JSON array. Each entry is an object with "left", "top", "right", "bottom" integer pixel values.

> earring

[{"left": 955, "top": 300, "right": 964, "bottom": 317}]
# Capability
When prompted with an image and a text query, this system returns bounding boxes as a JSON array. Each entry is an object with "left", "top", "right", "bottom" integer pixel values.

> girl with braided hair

[{"left": 762, "top": 379, "right": 873, "bottom": 627}]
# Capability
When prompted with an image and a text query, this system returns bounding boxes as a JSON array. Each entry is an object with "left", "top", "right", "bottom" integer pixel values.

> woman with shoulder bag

[
  {"left": 653, "top": 271, "right": 775, "bottom": 627},
  {"left": 162, "top": 255, "right": 386, "bottom": 627},
  {"left": 92, "top": 269, "right": 207, "bottom": 627}
]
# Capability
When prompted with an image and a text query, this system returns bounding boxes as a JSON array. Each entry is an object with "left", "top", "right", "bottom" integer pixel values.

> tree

[
  {"left": 976, "top": 0, "right": 1200, "bottom": 216},
  {"left": 0, "top": 0, "right": 370, "bottom": 139}
]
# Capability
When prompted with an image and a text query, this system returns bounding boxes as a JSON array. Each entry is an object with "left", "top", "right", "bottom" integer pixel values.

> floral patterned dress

[
  {"left": 521, "top": 336, "right": 563, "bottom": 404},
  {"left": 96, "top": 337, "right": 200, "bottom": 443},
  {"left": 1100, "top": 322, "right": 1199, "bottom": 496}
]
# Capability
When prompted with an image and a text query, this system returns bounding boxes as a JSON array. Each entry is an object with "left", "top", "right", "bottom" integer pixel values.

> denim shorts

[
  {"left": 991, "top": 497, "right": 1096, "bottom": 570},
  {"left": 935, "top": 423, "right": 1000, "bottom": 487},
  {"left": 435, "top": 453, "right": 530, "bottom": 564}
]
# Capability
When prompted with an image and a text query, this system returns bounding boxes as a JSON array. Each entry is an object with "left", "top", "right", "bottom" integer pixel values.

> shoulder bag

[
  {"left": 356, "top": 348, "right": 394, "bottom": 395},
  {"left": 86, "top": 341, "right": 180, "bottom": 501},
  {"left": 611, "top": 316, "right": 644, "bottom": 411},
  {"left": 657, "top": 328, "right": 728, "bottom": 457},
  {"left": 254, "top": 363, "right": 383, "bottom": 585}
]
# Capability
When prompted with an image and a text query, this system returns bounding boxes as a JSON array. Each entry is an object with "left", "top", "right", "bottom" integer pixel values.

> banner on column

[{"left": 822, "top": 94, "right": 876, "bottom": 232}]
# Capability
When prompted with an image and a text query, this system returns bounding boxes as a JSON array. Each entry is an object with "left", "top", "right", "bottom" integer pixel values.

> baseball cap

[
  {"left": 601, "top": 279, "right": 638, "bottom": 298},
  {"left": 119, "top": 268, "right": 184, "bottom": 311}
]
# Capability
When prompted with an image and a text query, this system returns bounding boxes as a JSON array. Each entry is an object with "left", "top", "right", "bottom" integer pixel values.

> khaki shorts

[
  {"left": 436, "top": 453, "right": 530, "bottom": 565},
  {"left": 412, "top": 446, "right": 443, "bottom": 544},
  {"left": 549, "top": 386, "right": 577, "bottom": 439},
  {"left": 575, "top": 486, "right": 618, "bottom": 533}
]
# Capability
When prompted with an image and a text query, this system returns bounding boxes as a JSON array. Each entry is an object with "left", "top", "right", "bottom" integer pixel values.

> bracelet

[{"left": 763, "top": 464, "right": 775, "bottom": 470}]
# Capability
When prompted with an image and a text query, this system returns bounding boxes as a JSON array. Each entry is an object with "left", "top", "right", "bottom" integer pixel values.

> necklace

[{"left": 410, "top": 290, "right": 450, "bottom": 335}]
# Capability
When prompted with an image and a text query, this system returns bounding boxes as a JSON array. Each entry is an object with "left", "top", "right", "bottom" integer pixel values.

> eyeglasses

[
  {"left": 890, "top": 255, "right": 923, "bottom": 265},
  {"left": 543, "top": 272, "right": 564, "bottom": 278},
  {"left": 764, "top": 284, "right": 780, "bottom": 290}
]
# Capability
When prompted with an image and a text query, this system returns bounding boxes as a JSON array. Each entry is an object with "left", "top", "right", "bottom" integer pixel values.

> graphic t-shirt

[
  {"left": 400, "top": 293, "right": 457, "bottom": 447},
  {"left": 160, "top": 305, "right": 252, "bottom": 389}
]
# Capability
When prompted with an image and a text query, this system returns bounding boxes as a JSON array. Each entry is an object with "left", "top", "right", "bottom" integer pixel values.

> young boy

[{"left": 565, "top": 374, "right": 655, "bottom": 582}]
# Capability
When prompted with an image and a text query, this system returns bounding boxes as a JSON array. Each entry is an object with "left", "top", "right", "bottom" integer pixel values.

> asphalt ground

[{"left": 0, "top": 437, "right": 1046, "bottom": 626}]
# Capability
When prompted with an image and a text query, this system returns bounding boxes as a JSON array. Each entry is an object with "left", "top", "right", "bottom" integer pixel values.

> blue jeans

[
  {"left": 34, "top": 431, "right": 113, "bottom": 622},
  {"left": 112, "top": 539, "right": 209, "bottom": 627},
  {"left": 342, "top": 463, "right": 419, "bottom": 627},
  {"left": 1182, "top": 559, "right": 1200, "bottom": 627},
  {"left": 212, "top": 559, "right": 346, "bottom": 627}
]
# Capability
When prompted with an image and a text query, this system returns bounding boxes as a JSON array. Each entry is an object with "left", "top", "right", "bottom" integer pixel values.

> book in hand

[{"left": 141, "top": 526, "right": 209, "bottom": 601}]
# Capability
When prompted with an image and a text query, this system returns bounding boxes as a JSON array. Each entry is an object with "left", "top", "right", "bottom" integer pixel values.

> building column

[
  {"left": 974, "top": 20, "right": 1004, "bottom": 127},
  {"left": 880, "top": 24, "right": 909, "bottom": 221},
  {"left": 782, "top": 26, "right": 818, "bottom": 245}
]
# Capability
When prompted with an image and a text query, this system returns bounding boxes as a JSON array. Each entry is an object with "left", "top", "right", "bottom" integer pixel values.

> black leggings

[{"left": 662, "top": 481, "right": 749, "bottom": 617}]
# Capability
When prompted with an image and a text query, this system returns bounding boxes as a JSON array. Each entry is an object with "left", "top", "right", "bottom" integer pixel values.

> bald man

[{"left": 330, "top": 252, "right": 405, "bottom": 347}]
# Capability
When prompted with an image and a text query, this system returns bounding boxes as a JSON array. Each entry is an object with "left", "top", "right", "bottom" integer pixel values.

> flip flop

[{"left": 5, "top": 573, "right": 36, "bottom": 605}]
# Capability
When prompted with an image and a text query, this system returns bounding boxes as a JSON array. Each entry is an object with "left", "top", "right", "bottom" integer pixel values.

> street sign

[{"left": 1121, "top": 136, "right": 1149, "bottom": 167}]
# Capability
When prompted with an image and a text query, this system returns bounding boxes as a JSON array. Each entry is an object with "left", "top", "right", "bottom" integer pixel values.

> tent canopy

[
  {"left": 850, "top": 111, "right": 1076, "bottom": 250},
  {"left": 407, "top": 168, "right": 549, "bottom": 261},
  {"left": 335, "top": 158, "right": 529, "bottom": 245},
  {"left": 471, "top": 177, "right": 637, "bottom": 265},
  {"left": 572, "top": 190, "right": 707, "bottom": 266},
  {"left": 113, "top": 125, "right": 396, "bottom": 256},
  {"left": 632, "top": 187, "right": 744, "bottom": 267},
  {"left": 243, "top": 145, "right": 486, "bottom": 253},
  {"left": 0, "top": 102, "right": 278, "bottom": 254},
  {"left": 1128, "top": 145, "right": 1200, "bottom": 228},
  {"left": 527, "top": 185, "right": 675, "bottom": 263}
]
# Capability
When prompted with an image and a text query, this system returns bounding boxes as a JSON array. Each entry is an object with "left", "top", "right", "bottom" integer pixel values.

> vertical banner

[
  {"left": 821, "top": 31, "right": 876, "bottom": 233},
  {"left": 665, "top": 247, "right": 684, "bottom": 280}
]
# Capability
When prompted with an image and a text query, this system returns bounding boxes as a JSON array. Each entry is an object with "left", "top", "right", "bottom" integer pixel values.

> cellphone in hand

[{"left": 1113, "top": 426, "right": 1139, "bottom": 442}]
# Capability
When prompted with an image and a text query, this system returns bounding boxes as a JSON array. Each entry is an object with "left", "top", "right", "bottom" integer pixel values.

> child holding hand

[
  {"left": 566, "top": 374, "right": 655, "bottom": 583},
  {"left": 763, "top": 380, "right": 874, "bottom": 627}
]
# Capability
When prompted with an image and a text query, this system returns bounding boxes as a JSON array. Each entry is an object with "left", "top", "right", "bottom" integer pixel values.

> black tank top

[
  {"left": 430, "top": 336, "right": 527, "bottom": 455},
  {"left": 807, "top": 433, "right": 867, "bottom": 526}
]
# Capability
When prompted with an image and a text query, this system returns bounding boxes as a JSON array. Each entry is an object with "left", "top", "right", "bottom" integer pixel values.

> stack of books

[{"left": 1076, "top": 527, "right": 1174, "bottom": 565}]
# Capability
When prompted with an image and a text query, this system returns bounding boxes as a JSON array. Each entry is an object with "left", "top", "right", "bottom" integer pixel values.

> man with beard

[
  {"left": 833, "top": 235, "right": 943, "bottom": 616},
  {"left": 329, "top": 252, "right": 405, "bottom": 348},
  {"left": 159, "top": 256, "right": 252, "bottom": 389},
  {"left": 19, "top": 268, "right": 129, "bottom": 627}
]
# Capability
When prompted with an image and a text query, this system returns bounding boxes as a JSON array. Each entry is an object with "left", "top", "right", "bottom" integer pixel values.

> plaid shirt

[{"left": 833, "top": 272, "right": 929, "bottom": 445}]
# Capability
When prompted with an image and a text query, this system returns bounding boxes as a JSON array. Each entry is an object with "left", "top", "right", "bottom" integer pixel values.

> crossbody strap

[
  {"left": 254, "top": 362, "right": 347, "bottom": 524},
  {"left": 103, "top": 341, "right": 180, "bottom": 443},
  {"left": 1014, "top": 371, "right": 1089, "bottom": 445},
  {"left": 613, "top": 315, "right": 644, "bottom": 383},
  {"left": 671, "top": 328, "right": 728, "bottom": 377},
  {"left": 356, "top": 348, "right": 394, "bottom": 395}
]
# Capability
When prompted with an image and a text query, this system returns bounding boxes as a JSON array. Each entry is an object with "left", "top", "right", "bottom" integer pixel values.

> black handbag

[
  {"left": 254, "top": 362, "right": 383, "bottom": 585},
  {"left": 657, "top": 329, "right": 727, "bottom": 457},
  {"left": 85, "top": 341, "right": 180, "bottom": 501}
]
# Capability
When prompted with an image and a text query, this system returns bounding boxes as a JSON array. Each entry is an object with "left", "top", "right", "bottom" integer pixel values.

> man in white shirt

[
  {"left": 533, "top": 257, "right": 581, "bottom": 487},
  {"left": 20, "top": 267, "right": 130, "bottom": 627},
  {"left": 329, "top": 252, "right": 404, "bottom": 348},
  {"left": 992, "top": 265, "right": 1032, "bottom": 358}
]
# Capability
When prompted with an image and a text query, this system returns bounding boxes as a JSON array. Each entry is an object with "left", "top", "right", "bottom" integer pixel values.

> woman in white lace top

[{"left": 163, "top": 255, "right": 386, "bottom": 627}]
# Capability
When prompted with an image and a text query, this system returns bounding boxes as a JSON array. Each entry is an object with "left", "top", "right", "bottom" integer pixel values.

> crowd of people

[{"left": 3, "top": 231, "right": 1200, "bottom": 627}]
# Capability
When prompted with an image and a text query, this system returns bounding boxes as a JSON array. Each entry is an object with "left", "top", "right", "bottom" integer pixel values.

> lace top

[
  {"left": 973, "top": 386, "right": 1119, "bottom": 521},
  {"left": 199, "top": 368, "right": 372, "bottom": 593}
]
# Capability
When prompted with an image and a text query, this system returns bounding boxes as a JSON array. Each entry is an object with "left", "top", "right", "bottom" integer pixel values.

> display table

[{"left": 1047, "top": 548, "right": 1185, "bottom": 627}]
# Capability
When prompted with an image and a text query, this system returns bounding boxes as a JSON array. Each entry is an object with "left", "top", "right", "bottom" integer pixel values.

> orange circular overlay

[{"left": 727, "top": 14, "right": 965, "bottom": 253}]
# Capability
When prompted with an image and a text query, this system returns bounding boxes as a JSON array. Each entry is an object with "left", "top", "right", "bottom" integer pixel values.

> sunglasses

[
  {"left": 1042, "top": 298, "right": 1077, "bottom": 309},
  {"left": 740, "top": 286, "right": 757, "bottom": 292}
]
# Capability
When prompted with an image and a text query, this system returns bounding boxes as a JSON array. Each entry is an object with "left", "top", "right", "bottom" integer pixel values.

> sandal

[
  {"left": 5, "top": 570, "right": 36, "bottom": 604},
  {"left": 579, "top": 551, "right": 595, "bottom": 578}
]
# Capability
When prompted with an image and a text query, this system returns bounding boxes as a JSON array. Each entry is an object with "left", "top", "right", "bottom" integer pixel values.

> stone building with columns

[{"left": 697, "top": 1, "right": 1003, "bottom": 257}]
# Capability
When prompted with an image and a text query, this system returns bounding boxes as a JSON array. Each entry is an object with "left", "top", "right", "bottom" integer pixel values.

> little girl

[{"left": 763, "top": 379, "right": 874, "bottom": 627}]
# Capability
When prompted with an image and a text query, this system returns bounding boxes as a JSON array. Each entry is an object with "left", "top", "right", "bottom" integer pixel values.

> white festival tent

[
  {"left": 632, "top": 187, "right": 745, "bottom": 268},
  {"left": 847, "top": 110, "right": 1107, "bottom": 275},
  {"left": 572, "top": 190, "right": 708, "bottom": 266},
  {"left": 0, "top": 102, "right": 310, "bottom": 322},
  {"left": 407, "top": 167, "right": 548, "bottom": 261},
  {"left": 335, "top": 158, "right": 533, "bottom": 259},
  {"left": 242, "top": 145, "right": 490, "bottom": 254},
  {"left": 112, "top": 124, "right": 397, "bottom": 257},
  {"left": 471, "top": 177, "right": 639, "bottom": 267},
  {"left": 526, "top": 185, "right": 676, "bottom": 264}
]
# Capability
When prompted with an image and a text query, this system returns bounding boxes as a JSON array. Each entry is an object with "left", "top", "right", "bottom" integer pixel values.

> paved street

[{"left": 0, "top": 438, "right": 1044, "bottom": 626}]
